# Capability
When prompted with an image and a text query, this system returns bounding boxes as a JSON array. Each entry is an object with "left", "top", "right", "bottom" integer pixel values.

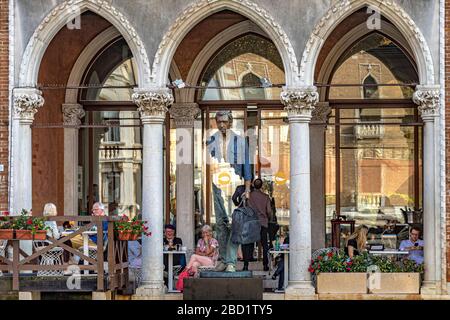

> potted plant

[
  {"left": 114, "top": 215, "right": 151, "bottom": 240},
  {"left": 310, "top": 250, "right": 369, "bottom": 294},
  {"left": 367, "top": 256, "right": 423, "bottom": 294},
  {"left": 310, "top": 250, "right": 424, "bottom": 294},
  {"left": 12, "top": 209, "right": 49, "bottom": 240},
  {"left": 0, "top": 211, "right": 14, "bottom": 239}
]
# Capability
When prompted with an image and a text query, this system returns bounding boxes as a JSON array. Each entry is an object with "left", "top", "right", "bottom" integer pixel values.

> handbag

[{"left": 175, "top": 268, "right": 192, "bottom": 292}]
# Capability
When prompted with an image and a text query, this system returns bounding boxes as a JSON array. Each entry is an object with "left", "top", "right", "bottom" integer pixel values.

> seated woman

[
  {"left": 345, "top": 225, "right": 369, "bottom": 259},
  {"left": 185, "top": 225, "right": 219, "bottom": 276},
  {"left": 42, "top": 203, "right": 73, "bottom": 263}
]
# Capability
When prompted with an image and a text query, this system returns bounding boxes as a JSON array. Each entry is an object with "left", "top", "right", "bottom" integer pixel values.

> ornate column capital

[
  {"left": 311, "top": 102, "right": 331, "bottom": 123},
  {"left": 62, "top": 103, "right": 85, "bottom": 126},
  {"left": 281, "top": 86, "right": 319, "bottom": 123},
  {"left": 13, "top": 88, "right": 44, "bottom": 124},
  {"left": 132, "top": 88, "right": 173, "bottom": 124},
  {"left": 169, "top": 103, "right": 200, "bottom": 128},
  {"left": 413, "top": 85, "right": 440, "bottom": 122}
]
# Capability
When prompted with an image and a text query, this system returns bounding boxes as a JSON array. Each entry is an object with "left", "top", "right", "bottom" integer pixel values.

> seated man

[
  {"left": 163, "top": 224, "right": 186, "bottom": 272},
  {"left": 399, "top": 226, "right": 424, "bottom": 265}
]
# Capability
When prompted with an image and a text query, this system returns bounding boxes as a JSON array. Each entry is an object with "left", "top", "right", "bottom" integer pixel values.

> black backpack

[{"left": 231, "top": 204, "right": 261, "bottom": 245}]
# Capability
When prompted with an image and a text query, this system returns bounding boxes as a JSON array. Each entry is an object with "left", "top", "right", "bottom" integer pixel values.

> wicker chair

[{"left": 33, "top": 241, "right": 64, "bottom": 276}]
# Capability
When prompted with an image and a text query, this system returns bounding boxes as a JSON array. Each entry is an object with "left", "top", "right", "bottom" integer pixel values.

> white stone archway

[
  {"left": 18, "top": 0, "right": 151, "bottom": 89},
  {"left": 315, "top": 20, "right": 416, "bottom": 101},
  {"left": 300, "top": 0, "right": 435, "bottom": 86},
  {"left": 151, "top": 0, "right": 299, "bottom": 88}
]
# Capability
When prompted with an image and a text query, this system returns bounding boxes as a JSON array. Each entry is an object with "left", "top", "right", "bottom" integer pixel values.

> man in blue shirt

[
  {"left": 206, "top": 111, "right": 253, "bottom": 272},
  {"left": 399, "top": 226, "right": 424, "bottom": 265},
  {"left": 89, "top": 202, "right": 108, "bottom": 245}
]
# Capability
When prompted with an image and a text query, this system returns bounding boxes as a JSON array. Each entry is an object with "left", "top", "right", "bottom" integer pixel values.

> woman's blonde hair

[
  {"left": 43, "top": 203, "right": 57, "bottom": 217},
  {"left": 346, "top": 225, "right": 369, "bottom": 251}
]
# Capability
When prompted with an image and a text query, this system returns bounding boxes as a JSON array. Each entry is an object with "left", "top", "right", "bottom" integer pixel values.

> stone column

[
  {"left": 413, "top": 85, "right": 440, "bottom": 294},
  {"left": 310, "top": 103, "right": 331, "bottom": 250},
  {"left": 281, "top": 86, "right": 318, "bottom": 297},
  {"left": 132, "top": 88, "right": 173, "bottom": 297},
  {"left": 169, "top": 103, "right": 200, "bottom": 255},
  {"left": 12, "top": 88, "right": 44, "bottom": 214},
  {"left": 62, "top": 104, "right": 85, "bottom": 216}
]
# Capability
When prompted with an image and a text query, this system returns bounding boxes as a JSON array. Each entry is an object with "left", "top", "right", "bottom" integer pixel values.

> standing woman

[
  {"left": 345, "top": 225, "right": 369, "bottom": 259},
  {"left": 185, "top": 225, "right": 219, "bottom": 276}
]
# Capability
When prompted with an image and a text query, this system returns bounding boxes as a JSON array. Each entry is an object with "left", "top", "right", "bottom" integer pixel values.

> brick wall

[
  {"left": 0, "top": 0, "right": 8, "bottom": 212},
  {"left": 446, "top": 0, "right": 450, "bottom": 282}
]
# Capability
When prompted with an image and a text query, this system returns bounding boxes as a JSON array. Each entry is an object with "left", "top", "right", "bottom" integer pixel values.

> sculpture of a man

[{"left": 206, "top": 111, "right": 253, "bottom": 272}]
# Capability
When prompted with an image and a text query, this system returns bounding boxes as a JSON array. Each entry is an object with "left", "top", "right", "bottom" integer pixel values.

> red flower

[
  {"left": 327, "top": 252, "right": 333, "bottom": 258},
  {"left": 317, "top": 256, "right": 323, "bottom": 261},
  {"left": 308, "top": 266, "right": 315, "bottom": 273},
  {"left": 346, "top": 261, "right": 353, "bottom": 266},
  {"left": 317, "top": 264, "right": 321, "bottom": 269},
  {"left": 2, "top": 211, "right": 9, "bottom": 216},
  {"left": 26, "top": 218, "right": 33, "bottom": 225},
  {"left": 346, "top": 267, "right": 351, "bottom": 271},
  {"left": 144, "top": 226, "right": 149, "bottom": 231}
]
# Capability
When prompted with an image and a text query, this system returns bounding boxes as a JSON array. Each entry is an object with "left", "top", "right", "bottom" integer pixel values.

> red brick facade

[{"left": 0, "top": 0, "right": 8, "bottom": 212}]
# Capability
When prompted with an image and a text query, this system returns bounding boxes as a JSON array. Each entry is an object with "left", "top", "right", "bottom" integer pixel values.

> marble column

[
  {"left": 310, "top": 103, "right": 331, "bottom": 250},
  {"left": 281, "top": 86, "right": 318, "bottom": 297},
  {"left": 62, "top": 104, "right": 85, "bottom": 216},
  {"left": 11, "top": 88, "right": 44, "bottom": 214},
  {"left": 169, "top": 103, "right": 200, "bottom": 256},
  {"left": 132, "top": 88, "right": 173, "bottom": 297},
  {"left": 413, "top": 85, "right": 440, "bottom": 294}
]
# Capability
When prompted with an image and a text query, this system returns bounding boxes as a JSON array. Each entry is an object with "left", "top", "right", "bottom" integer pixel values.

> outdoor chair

[{"left": 33, "top": 241, "right": 64, "bottom": 276}]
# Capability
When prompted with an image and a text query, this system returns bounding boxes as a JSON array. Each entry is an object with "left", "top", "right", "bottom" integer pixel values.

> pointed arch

[
  {"left": 152, "top": 0, "right": 299, "bottom": 88},
  {"left": 300, "top": 0, "right": 435, "bottom": 86},
  {"left": 18, "top": 0, "right": 151, "bottom": 88}
]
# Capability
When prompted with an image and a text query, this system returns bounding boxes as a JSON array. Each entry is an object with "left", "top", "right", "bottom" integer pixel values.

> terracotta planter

[
  {"left": 130, "top": 233, "right": 141, "bottom": 241},
  {"left": 118, "top": 231, "right": 132, "bottom": 241},
  {"left": 316, "top": 273, "right": 367, "bottom": 294},
  {"left": 15, "top": 230, "right": 47, "bottom": 240},
  {"left": 368, "top": 273, "right": 421, "bottom": 294},
  {"left": 0, "top": 229, "right": 14, "bottom": 239}
]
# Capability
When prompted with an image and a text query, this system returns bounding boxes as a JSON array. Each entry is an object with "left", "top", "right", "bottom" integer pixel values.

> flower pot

[
  {"left": 316, "top": 273, "right": 367, "bottom": 294},
  {"left": 368, "top": 273, "right": 420, "bottom": 294},
  {"left": 130, "top": 233, "right": 141, "bottom": 241},
  {"left": 0, "top": 229, "right": 14, "bottom": 239},
  {"left": 15, "top": 230, "right": 47, "bottom": 240},
  {"left": 118, "top": 231, "right": 132, "bottom": 241}
]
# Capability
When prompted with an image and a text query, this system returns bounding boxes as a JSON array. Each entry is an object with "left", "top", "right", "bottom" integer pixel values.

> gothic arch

[
  {"left": 19, "top": 0, "right": 151, "bottom": 88},
  {"left": 300, "top": 0, "right": 435, "bottom": 86},
  {"left": 152, "top": 0, "right": 299, "bottom": 88}
]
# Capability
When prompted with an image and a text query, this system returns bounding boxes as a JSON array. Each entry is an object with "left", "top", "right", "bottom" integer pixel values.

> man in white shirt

[{"left": 399, "top": 226, "right": 424, "bottom": 265}]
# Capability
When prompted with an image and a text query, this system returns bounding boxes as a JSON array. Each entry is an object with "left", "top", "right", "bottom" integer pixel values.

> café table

[
  {"left": 164, "top": 248, "right": 187, "bottom": 293},
  {"left": 268, "top": 249, "right": 289, "bottom": 292},
  {"left": 369, "top": 249, "right": 409, "bottom": 261},
  {"left": 62, "top": 230, "right": 97, "bottom": 275}
]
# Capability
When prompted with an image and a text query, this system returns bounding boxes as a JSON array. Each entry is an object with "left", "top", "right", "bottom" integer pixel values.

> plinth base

[{"left": 184, "top": 277, "right": 263, "bottom": 300}]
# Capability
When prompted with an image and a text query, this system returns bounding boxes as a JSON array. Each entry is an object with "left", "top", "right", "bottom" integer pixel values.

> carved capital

[
  {"left": 132, "top": 88, "right": 173, "bottom": 124},
  {"left": 169, "top": 103, "right": 200, "bottom": 127},
  {"left": 13, "top": 89, "right": 44, "bottom": 124},
  {"left": 413, "top": 85, "right": 440, "bottom": 121},
  {"left": 311, "top": 103, "right": 331, "bottom": 123},
  {"left": 62, "top": 104, "right": 85, "bottom": 126},
  {"left": 281, "top": 86, "right": 318, "bottom": 123}
]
